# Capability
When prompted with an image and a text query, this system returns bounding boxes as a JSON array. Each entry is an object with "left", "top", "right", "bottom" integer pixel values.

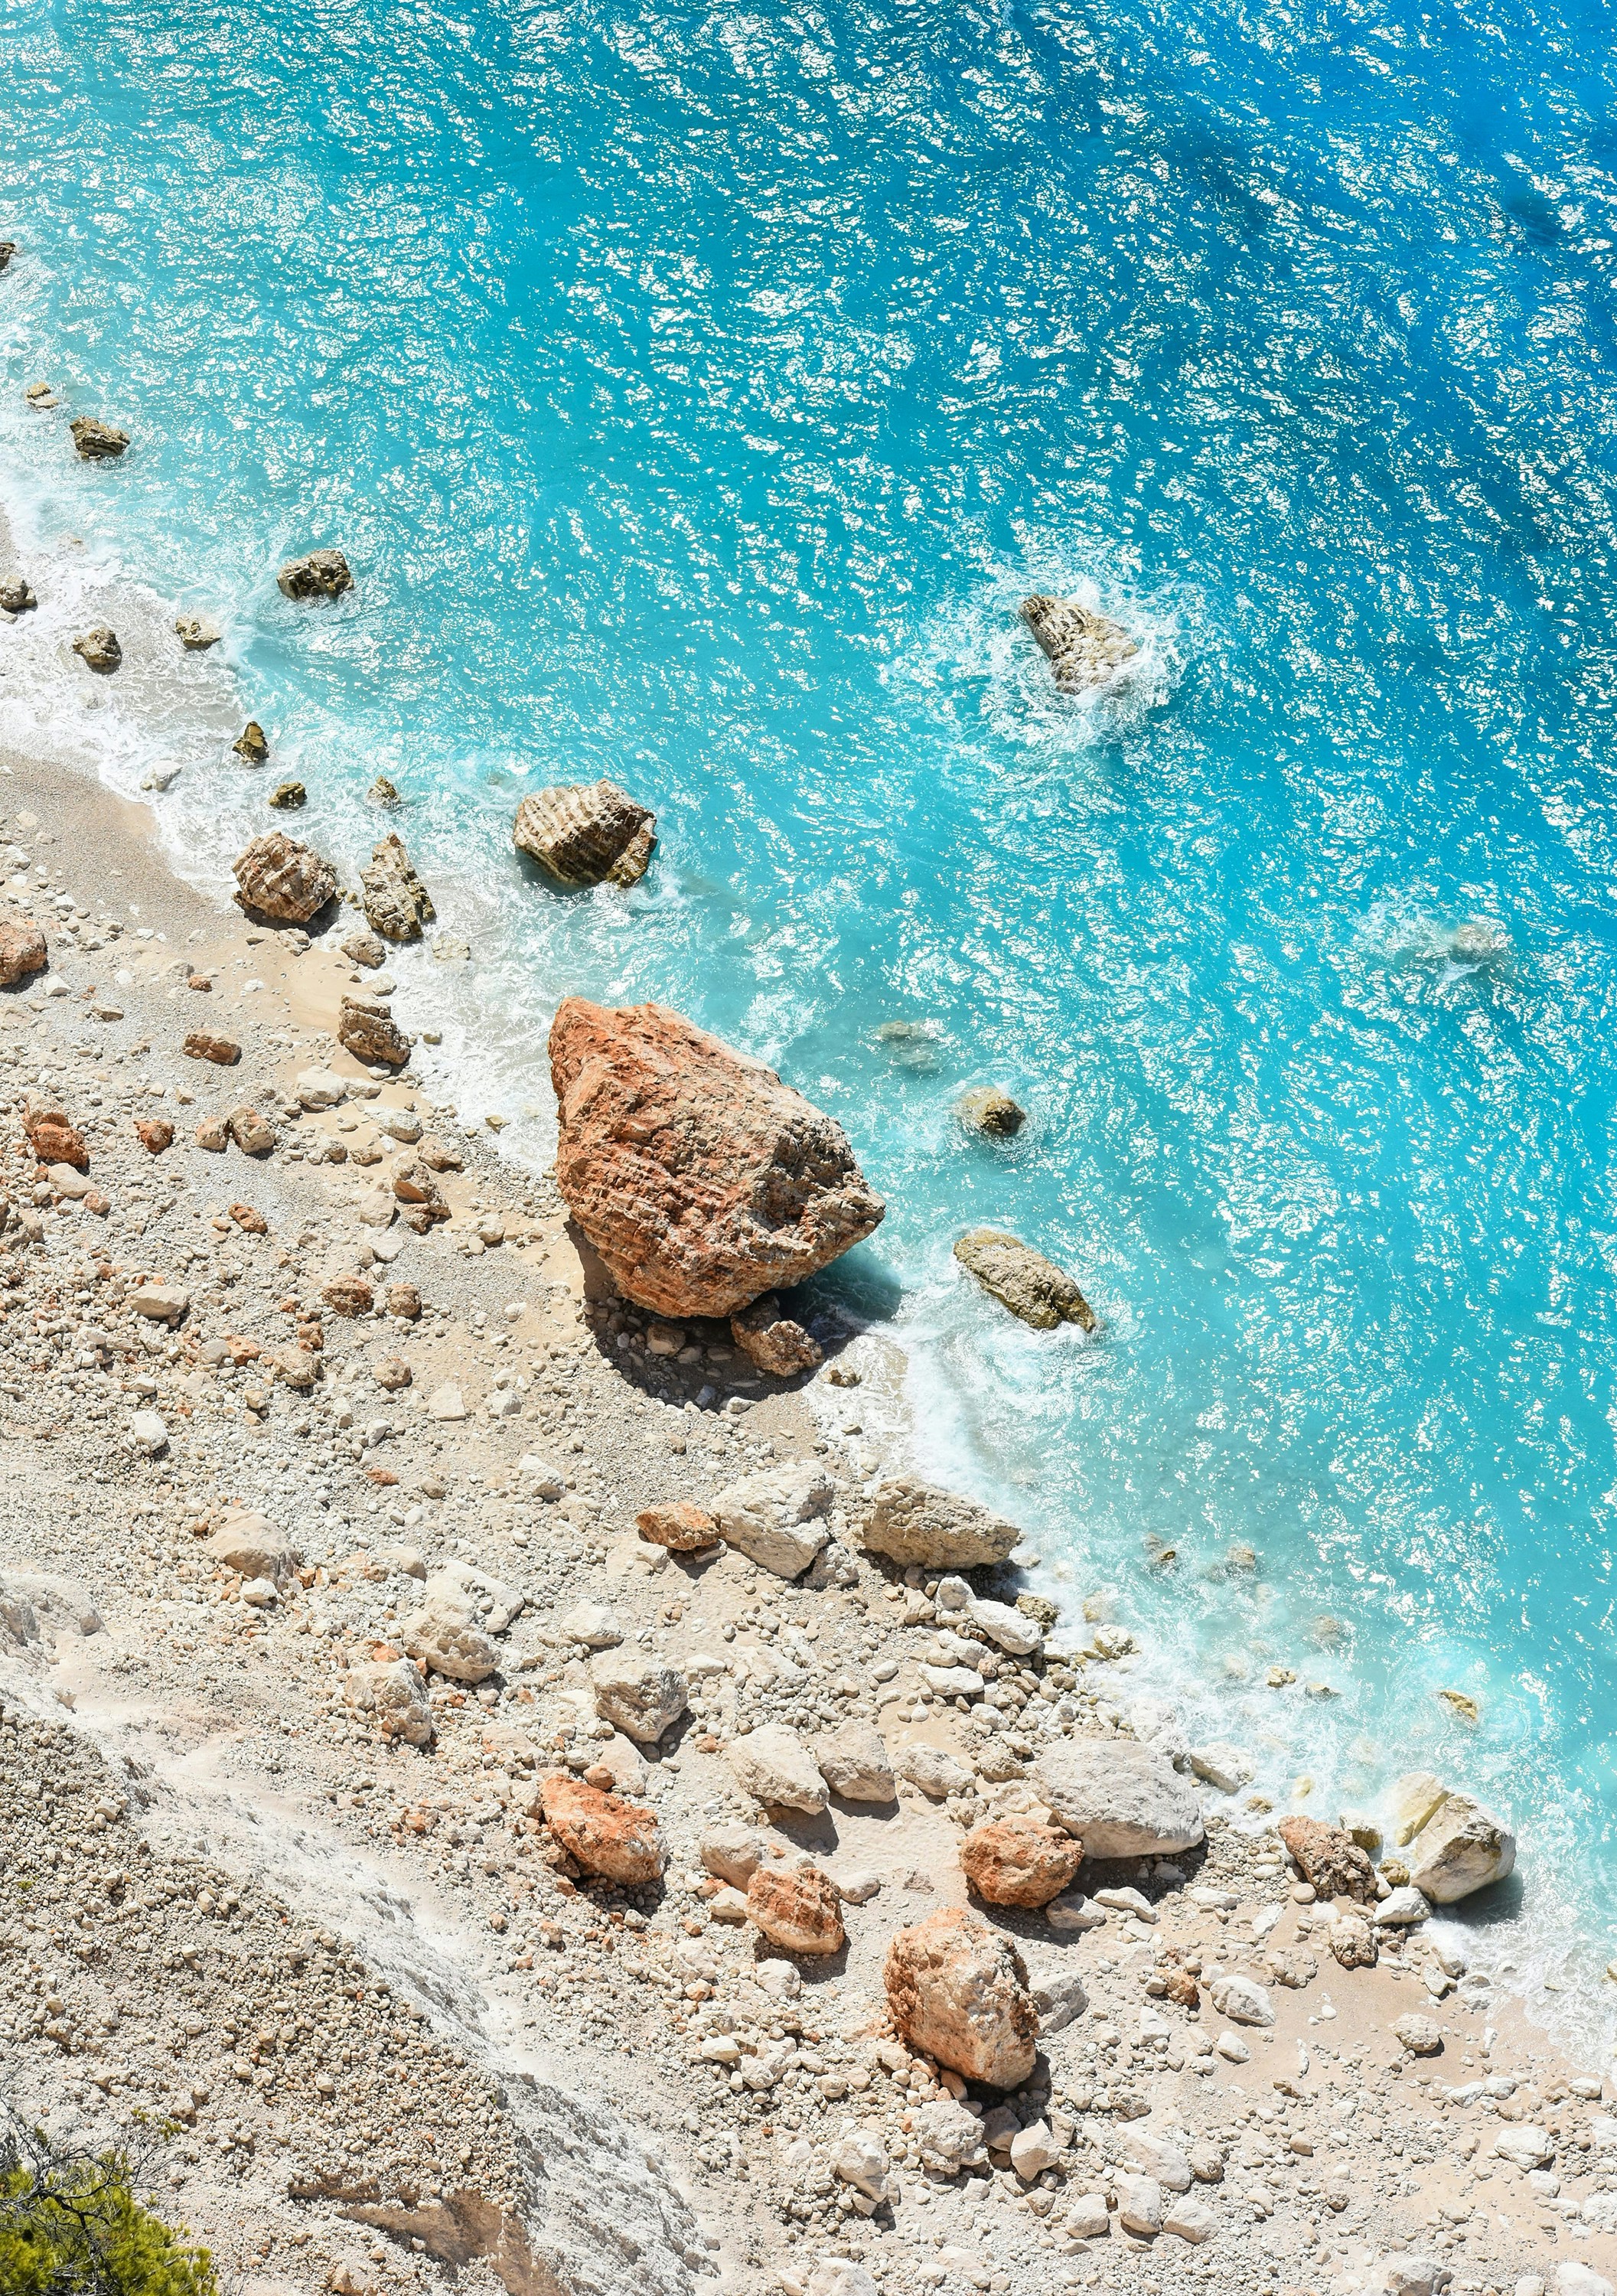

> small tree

[{"left": 0, "top": 2110, "right": 220, "bottom": 2296}]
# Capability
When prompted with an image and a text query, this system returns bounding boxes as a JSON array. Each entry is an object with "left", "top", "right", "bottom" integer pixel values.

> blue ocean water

[{"left": 5, "top": 0, "right": 1617, "bottom": 2017}]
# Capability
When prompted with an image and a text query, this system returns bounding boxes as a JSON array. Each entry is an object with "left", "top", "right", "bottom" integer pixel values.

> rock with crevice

[
  {"left": 960, "top": 1815, "right": 1084, "bottom": 1908},
  {"left": 884, "top": 1907, "right": 1038, "bottom": 2089},
  {"left": 549, "top": 997, "right": 884, "bottom": 1317},
  {"left": 277, "top": 549, "right": 354, "bottom": 601},
  {"left": 338, "top": 996, "right": 412, "bottom": 1068},
  {"left": 954, "top": 1227, "right": 1097, "bottom": 1332},
  {"left": 746, "top": 1863, "right": 844, "bottom": 1955},
  {"left": 538, "top": 1773, "right": 665, "bottom": 1883},
  {"left": 70, "top": 417, "right": 130, "bottom": 461},
  {"left": 361, "top": 833, "right": 435, "bottom": 943},
  {"left": 233, "top": 832, "right": 337, "bottom": 925},
  {"left": 1020, "top": 592, "right": 1138, "bottom": 693},
  {"left": 858, "top": 1476, "right": 1020, "bottom": 1570},
  {"left": 513, "top": 779, "right": 657, "bottom": 889}
]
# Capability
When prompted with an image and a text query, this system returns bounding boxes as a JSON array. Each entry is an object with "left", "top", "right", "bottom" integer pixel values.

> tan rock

[
  {"left": 0, "top": 920, "right": 47, "bottom": 985},
  {"left": 386, "top": 1282, "right": 421, "bottom": 1319},
  {"left": 72, "top": 627, "right": 121, "bottom": 673},
  {"left": 228, "top": 1202, "right": 268, "bottom": 1235},
  {"left": 1277, "top": 1815, "right": 1375, "bottom": 1904},
  {"left": 233, "top": 721, "right": 270, "bottom": 765},
  {"left": 730, "top": 1294, "right": 823, "bottom": 1376},
  {"left": 957, "top": 1087, "right": 1025, "bottom": 1137},
  {"left": 728, "top": 1722, "right": 828, "bottom": 1813},
  {"left": 712, "top": 1466, "right": 833, "bottom": 1579},
  {"left": 746, "top": 1864, "right": 845, "bottom": 1955},
  {"left": 322, "top": 1276, "right": 374, "bottom": 1317},
  {"left": 1020, "top": 593, "right": 1138, "bottom": 693},
  {"left": 635, "top": 1501, "right": 721, "bottom": 1552},
  {"left": 344, "top": 1656, "right": 432, "bottom": 1746},
  {"left": 194, "top": 1115, "right": 230, "bottom": 1152},
  {"left": 858, "top": 1476, "right": 1019, "bottom": 1570},
  {"left": 277, "top": 549, "right": 354, "bottom": 601},
  {"left": 549, "top": 997, "right": 884, "bottom": 1316},
  {"left": 232, "top": 831, "right": 337, "bottom": 925},
  {"left": 813, "top": 1720, "right": 896, "bottom": 1805},
  {"left": 513, "top": 778, "right": 657, "bottom": 889},
  {"left": 590, "top": 1651, "right": 687, "bottom": 1743},
  {"left": 337, "top": 996, "right": 411, "bottom": 1068},
  {"left": 227, "top": 1104, "right": 275, "bottom": 1155},
  {"left": 205, "top": 1508, "right": 301, "bottom": 1583},
  {"left": 183, "top": 1029, "right": 241, "bottom": 1066},
  {"left": 954, "top": 1228, "right": 1097, "bottom": 1332},
  {"left": 361, "top": 833, "right": 435, "bottom": 942},
  {"left": 372, "top": 1357, "right": 412, "bottom": 1392},
  {"left": 538, "top": 1773, "right": 665, "bottom": 1883},
  {"left": 392, "top": 1160, "right": 448, "bottom": 1215},
  {"left": 23, "top": 1107, "right": 87, "bottom": 1170},
  {"left": 960, "top": 1817, "right": 1083, "bottom": 1909},
  {"left": 133, "top": 1117, "right": 174, "bottom": 1154},
  {"left": 130, "top": 1281, "right": 188, "bottom": 1325},
  {"left": 1390, "top": 1771, "right": 1450, "bottom": 1848},
  {"left": 269, "top": 780, "right": 306, "bottom": 809},
  {"left": 884, "top": 1908, "right": 1038, "bottom": 2089},
  {"left": 174, "top": 616, "right": 220, "bottom": 651},
  {"left": 1406, "top": 1795, "right": 1515, "bottom": 1905},
  {"left": 69, "top": 417, "right": 129, "bottom": 461}
]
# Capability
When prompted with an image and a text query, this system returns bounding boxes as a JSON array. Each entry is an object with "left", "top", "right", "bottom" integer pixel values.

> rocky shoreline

[{"left": 0, "top": 709, "right": 1609, "bottom": 2296}]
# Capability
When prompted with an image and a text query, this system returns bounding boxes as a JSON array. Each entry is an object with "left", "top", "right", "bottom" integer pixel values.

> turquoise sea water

[{"left": 6, "top": 0, "right": 1617, "bottom": 2020}]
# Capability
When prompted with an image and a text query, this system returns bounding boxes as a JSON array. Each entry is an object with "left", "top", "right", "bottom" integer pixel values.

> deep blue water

[{"left": 6, "top": 0, "right": 1617, "bottom": 2014}]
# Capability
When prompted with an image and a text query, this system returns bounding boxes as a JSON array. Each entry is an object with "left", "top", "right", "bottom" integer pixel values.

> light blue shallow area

[{"left": 6, "top": 0, "right": 1617, "bottom": 2007}]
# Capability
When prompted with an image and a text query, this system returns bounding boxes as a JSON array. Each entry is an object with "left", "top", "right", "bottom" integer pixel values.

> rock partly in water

[
  {"left": 182, "top": 1030, "right": 241, "bottom": 1067},
  {"left": 730, "top": 1293, "right": 823, "bottom": 1377},
  {"left": 232, "top": 832, "right": 337, "bottom": 925},
  {"left": 1405, "top": 1793, "right": 1516, "bottom": 1905},
  {"left": 960, "top": 1817, "right": 1084, "bottom": 1909},
  {"left": 233, "top": 721, "right": 270, "bottom": 765},
  {"left": 69, "top": 417, "right": 130, "bottom": 461},
  {"left": 1035, "top": 1737, "right": 1205, "bottom": 1858},
  {"left": 957, "top": 1087, "right": 1026, "bottom": 1138},
  {"left": 1020, "top": 592, "right": 1138, "bottom": 693},
  {"left": 0, "top": 920, "right": 47, "bottom": 985},
  {"left": 72, "top": 627, "right": 121, "bottom": 673},
  {"left": 277, "top": 549, "right": 354, "bottom": 601},
  {"left": 269, "top": 780, "right": 306, "bottom": 810},
  {"left": 549, "top": 997, "right": 885, "bottom": 1316},
  {"left": 954, "top": 1226, "right": 1097, "bottom": 1332},
  {"left": 361, "top": 832, "right": 435, "bottom": 942},
  {"left": 337, "top": 996, "right": 412, "bottom": 1068},
  {"left": 513, "top": 779, "right": 657, "bottom": 889},
  {"left": 857, "top": 1476, "right": 1019, "bottom": 1570},
  {"left": 174, "top": 615, "right": 220, "bottom": 651},
  {"left": 0, "top": 579, "right": 37, "bottom": 614},
  {"left": 712, "top": 1467, "right": 833, "bottom": 1580},
  {"left": 884, "top": 1908, "right": 1039, "bottom": 2089}
]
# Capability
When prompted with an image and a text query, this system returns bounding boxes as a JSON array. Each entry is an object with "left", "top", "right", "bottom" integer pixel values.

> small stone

[
  {"left": 538, "top": 1773, "right": 664, "bottom": 1883},
  {"left": 233, "top": 831, "right": 336, "bottom": 924},
  {"left": 1406, "top": 1793, "right": 1515, "bottom": 1905},
  {"left": 1115, "top": 2172, "right": 1163, "bottom": 2239},
  {"left": 884, "top": 1906, "right": 1038, "bottom": 2089},
  {"left": 0, "top": 579, "right": 37, "bottom": 613},
  {"left": 70, "top": 417, "right": 130, "bottom": 460},
  {"left": 337, "top": 997, "right": 411, "bottom": 1068},
  {"left": 386, "top": 1283, "right": 421, "bottom": 1320},
  {"left": 130, "top": 1411, "right": 168, "bottom": 1456},
  {"left": 1331, "top": 1916, "right": 1378, "bottom": 1969},
  {"left": 130, "top": 1282, "right": 189, "bottom": 1326},
  {"left": 0, "top": 920, "right": 47, "bottom": 984},
  {"left": 193, "top": 1115, "right": 230, "bottom": 1152},
  {"left": 183, "top": 1030, "right": 242, "bottom": 1066},
  {"left": 1065, "top": 2192, "right": 1110, "bottom": 2241},
  {"left": 361, "top": 833, "right": 435, "bottom": 943},
  {"left": 269, "top": 780, "right": 307, "bottom": 810},
  {"left": 227, "top": 1105, "right": 275, "bottom": 1156},
  {"left": 712, "top": 1466, "right": 833, "bottom": 1580},
  {"left": 1045, "top": 1891, "right": 1108, "bottom": 1933},
  {"left": 341, "top": 928, "right": 386, "bottom": 969},
  {"left": 174, "top": 615, "right": 220, "bottom": 650},
  {"left": 426, "top": 1383, "right": 466, "bottom": 1422},
  {"left": 830, "top": 2130, "right": 891, "bottom": 2202},
  {"left": 1374, "top": 1885, "right": 1433, "bottom": 1927},
  {"left": 1035, "top": 1737, "right": 1205, "bottom": 1857},
  {"left": 1277, "top": 1814, "right": 1376, "bottom": 1903},
  {"left": 344, "top": 1656, "right": 433, "bottom": 1746},
  {"left": 700, "top": 1825, "right": 766, "bottom": 1887},
  {"left": 233, "top": 722, "right": 271, "bottom": 765},
  {"left": 1390, "top": 2011, "right": 1443, "bottom": 2056},
  {"left": 1206, "top": 1971, "right": 1273, "bottom": 2027},
  {"left": 729, "top": 1295, "right": 823, "bottom": 1377},
  {"left": 1009, "top": 2120, "right": 1060, "bottom": 2179},
  {"left": 859, "top": 1476, "right": 1020, "bottom": 1570},
  {"left": 895, "top": 1743, "right": 976, "bottom": 1801},
  {"left": 133, "top": 1117, "right": 174, "bottom": 1154},
  {"left": 228, "top": 1202, "right": 268, "bottom": 1236}
]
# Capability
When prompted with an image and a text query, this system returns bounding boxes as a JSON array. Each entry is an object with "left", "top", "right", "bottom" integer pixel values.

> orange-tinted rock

[
  {"left": 232, "top": 831, "right": 336, "bottom": 925},
  {"left": 636, "top": 1501, "right": 721, "bottom": 1552},
  {"left": 884, "top": 1908, "right": 1038, "bottom": 2090},
  {"left": 1162, "top": 1967, "right": 1201, "bottom": 2009},
  {"left": 183, "top": 1029, "right": 242, "bottom": 1066},
  {"left": 549, "top": 998, "right": 885, "bottom": 1318},
  {"left": 1277, "top": 1815, "right": 1375, "bottom": 1904},
  {"left": 537, "top": 1773, "right": 665, "bottom": 1884},
  {"left": 133, "top": 1118, "right": 174, "bottom": 1155},
  {"left": 322, "top": 1276, "right": 373, "bottom": 1316},
  {"left": 0, "top": 920, "right": 47, "bottom": 985},
  {"left": 229, "top": 1202, "right": 268, "bottom": 1236},
  {"left": 746, "top": 1864, "right": 845, "bottom": 1956},
  {"left": 338, "top": 996, "right": 411, "bottom": 1068},
  {"left": 960, "top": 1816, "right": 1083, "bottom": 1910},
  {"left": 24, "top": 1107, "right": 87, "bottom": 1171},
  {"left": 731, "top": 1294, "right": 823, "bottom": 1377}
]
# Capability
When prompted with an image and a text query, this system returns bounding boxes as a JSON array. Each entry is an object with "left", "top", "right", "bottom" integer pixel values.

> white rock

[
  {"left": 804, "top": 2262, "right": 878, "bottom": 2296},
  {"left": 591, "top": 1652, "right": 687, "bottom": 1743},
  {"left": 831, "top": 1868, "right": 882, "bottom": 1904},
  {"left": 1374, "top": 2259, "right": 1453, "bottom": 2296},
  {"left": 1065, "top": 2192, "right": 1110, "bottom": 2241},
  {"left": 486, "top": 1386, "right": 522, "bottom": 1420},
  {"left": 344, "top": 1655, "right": 433, "bottom": 1746},
  {"left": 295, "top": 1068, "right": 347, "bottom": 1110},
  {"left": 712, "top": 1466, "right": 833, "bottom": 1579},
  {"left": 1034, "top": 1737, "right": 1205, "bottom": 1857},
  {"left": 399, "top": 1601, "right": 499, "bottom": 1684},
  {"left": 130, "top": 1282, "right": 188, "bottom": 1326},
  {"left": 1115, "top": 2172, "right": 1163, "bottom": 2238},
  {"left": 240, "top": 1576, "right": 278, "bottom": 1607},
  {"left": 814, "top": 1720, "right": 896, "bottom": 1803},
  {"left": 701, "top": 1825, "right": 766, "bottom": 1885},
  {"left": 912, "top": 2099, "right": 986, "bottom": 2175},
  {"left": 1093, "top": 1884, "right": 1155, "bottom": 1922},
  {"left": 129, "top": 1410, "right": 168, "bottom": 1455},
  {"left": 729, "top": 1723, "right": 828, "bottom": 1813},
  {"left": 895, "top": 1743, "right": 975, "bottom": 1800},
  {"left": 424, "top": 1557, "right": 523, "bottom": 1634},
  {"left": 1406, "top": 1793, "right": 1515, "bottom": 1905},
  {"left": 559, "top": 1602, "right": 621, "bottom": 1649},
  {"left": 1046, "top": 1890, "right": 1107, "bottom": 1932},
  {"left": 830, "top": 2130, "right": 890, "bottom": 2201},
  {"left": 1126, "top": 2131, "right": 1193, "bottom": 2193},
  {"left": 426, "top": 1382, "right": 467, "bottom": 1421},
  {"left": 517, "top": 1454, "right": 566, "bottom": 1499},
  {"left": 1206, "top": 1971, "right": 1273, "bottom": 2027},
  {"left": 1390, "top": 2011, "right": 1443, "bottom": 2056},
  {"left": 1024, "top": 1958, "right": 1087, "bottom": 2037},
  {"left": 920, "top": 1662, "right": 985, "bottom": 1698},
  {"left": 1214, "top": 2030, "right": 1250, "bottom": 2063},
  {"left": 755, "top": 1958, "right": 801, "bottom": 2001},
  {"left": 934, "top": 1574, "right": 1043, "bottom": 1655},
  {"left": 1188, "top": 1744, "right": 1252, "bottom": 1793},
  {"left": 1556, "top": 2266, "right": 1614, "bottom": 2296},
  {"left": 1374, "top": 1885, "right": 1433, "bottom": 1926},
  {"left": 1162, "top": 2193, "right": 1216, "bottom": 2244},
  {"left": 1495, "top": 2125, "right": 1553, "bottom": 2170}
]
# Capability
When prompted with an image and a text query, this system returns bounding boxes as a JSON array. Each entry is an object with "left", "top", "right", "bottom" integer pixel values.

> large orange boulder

[
  {"left": 537, "top": 1773, "right": 665, "bottom": 1884},
  {"left": 746, "top": 1864, "right": 845, "bottom": 1955},
  {"left": 884, "top": 1908, "right": 1039, "bottom": 2089},
  {"left": 548, "top": 999, "right": 885, "bottom": 1317},
  {"left": 960, "top": 1816, "right": 1083, "bottom": 1909}
]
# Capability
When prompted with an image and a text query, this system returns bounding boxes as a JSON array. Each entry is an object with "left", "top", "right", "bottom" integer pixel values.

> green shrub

[{"left": 0, "top": 2118, "right": 218, "bottom": 2296}]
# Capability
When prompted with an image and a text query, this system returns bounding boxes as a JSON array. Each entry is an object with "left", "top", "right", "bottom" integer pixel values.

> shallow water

[{"left": 5, "top": 0, "right": 1617, "bottom": 2030}]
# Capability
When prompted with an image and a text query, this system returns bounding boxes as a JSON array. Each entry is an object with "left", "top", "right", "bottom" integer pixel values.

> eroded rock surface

[{"left": 513, "top": 779, "right": 657, "bottom": 889}]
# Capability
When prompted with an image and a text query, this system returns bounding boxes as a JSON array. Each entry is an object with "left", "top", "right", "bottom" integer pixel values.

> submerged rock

[
  {"left": 549, "top": 996, "right": 884, "bottom": 1316},
  {"left": 72, "top": 627, "right": 121, "bottom": 674},
  {"left": 69, "top": 417, "right": 130, "bottom": 461},
  {"left": 874, "top": 1019, "right": 941, "bottom": 1073},
  {"left": 954, "top": 1225, "right": 1097, "bottom": 1332},
  {"left": 957, "top": 1086, "right": 1026, "bottom": 1137},
  {"left": 232, "top": 831, "right": 337, "bottom": 925},
  {"left": 361, "top": 831, "right": 435, "bottom": 942},
  {"left": 514, "top": 778, "right": 656, "bottom": 889},
  {"left": 277, "top": 548, "right": 354, "bottom": 601},
  {"left": 1021, "top": 592, "right": 1138, "bottom": 693},
  {"left": 0, "top": 243, "right": 14, "bottom": 275}
]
